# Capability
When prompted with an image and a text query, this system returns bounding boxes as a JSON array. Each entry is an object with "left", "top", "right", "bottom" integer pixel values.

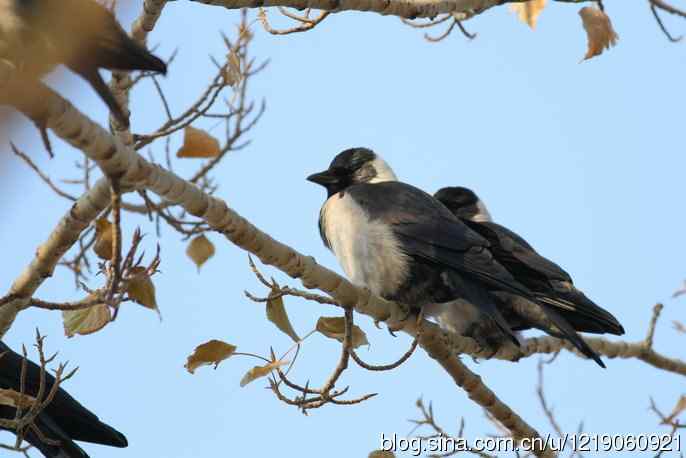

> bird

[
  {"left": 0, "top": 0, "right": 167, "bottom": 126},
  {"left": 0, "top": 340, "right": 128, "bottom": 458},
  {"left": 307, "top": 147, "right": 593, "bottom": 363},
  {"left": 434, "top": 186, "right": 625, "bottom": 356}
]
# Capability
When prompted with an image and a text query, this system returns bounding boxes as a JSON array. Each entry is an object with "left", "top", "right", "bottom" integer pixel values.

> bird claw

[
  {"left": 386, "top": 305, "right": 413, "bottom": 335},
  {"left": 32, "top": 118, "right": 54, "bottom": 158},
  {"left": 471, "top": 345, "right": 497, "bottom": 361},
  {"left": 468, "top": 331, "right": 499, "bottom": 360}
]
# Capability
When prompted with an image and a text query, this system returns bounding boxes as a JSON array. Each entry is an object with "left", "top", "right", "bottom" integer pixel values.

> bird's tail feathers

[
  {"left": 463, "top": 268, "right": 612, "bottom": 363},
  {"left": 461, "top": 277, "right": 521, "bottom": 348},
  {"left": 538, "top": 291, "right": 625, "bottom": 336},
  {"left": 540, "top": 305, "right": 606, "bottom": 368},
  {"left": 95, "top": 29, "right": 167, "bottom": 74},
  {"left": 67, "top": 415, "right": 128, "bottom": 448}
]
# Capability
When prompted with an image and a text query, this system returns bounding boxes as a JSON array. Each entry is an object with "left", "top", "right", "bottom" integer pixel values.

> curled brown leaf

[
  {"left": 93, "top": 217, "right": 113, "bottom": 260},
  {"left": 62, "top": 297, "right": 111, "bottom": 337},
  {"left": 240, "top": 359, "right": 289, "bottom": 387},
  {"left": 177, "top": 126, "right": 221, "bottom": 158},
  {"left": 579, "top": 6, "right": 619, "bottom": 61},
  {"left": 185, "top": 339, "right": 237, "bottom": 374},
  {"left": 316, "top": 316, "right": 369, "bottom": 349}
]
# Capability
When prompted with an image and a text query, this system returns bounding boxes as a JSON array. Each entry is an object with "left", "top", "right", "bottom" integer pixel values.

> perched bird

[
  {"left": 0, "top": 341, "right": 128, "bottom": 458},
  {"left": 434, "top": 186, "right": 624, "bottom": 354},
  {"left": 308, "top": 147, "right": 570, "bottom": 361},
  {"left": 0, "top": 0, "right": 167, "bottom": 126}
]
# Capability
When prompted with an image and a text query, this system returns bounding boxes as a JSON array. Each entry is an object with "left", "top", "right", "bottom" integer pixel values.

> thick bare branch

[
  {"left": 195, "top": 0, "right": 490, "bottom": 19},
  {"left": 0, "top": 179, "right": 110, "bottom": 336},
  {"left": 131, "top": 0, "right": 170, "bottom": 43}
]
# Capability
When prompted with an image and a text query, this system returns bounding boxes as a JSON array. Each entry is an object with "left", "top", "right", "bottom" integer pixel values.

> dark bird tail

[
  {"left": 70, "top": 35, "right": 167, "bottom": 126},
  {"left": 66, "top": 8, "right": 167, "bottom": 125},
  {"left": 73, "top": 1, "right": 168, "bottom": 75},
  {"left": 69, "top": 38, "right": 166, "bottom": 126},
  {"left": 539, "top": 286, "right": 625, "bottom": 336},
  {"left": 539, "top": 304, "right": 606, "bottom": 368},
  {"left": 101, "top": 32, "right": 168, "bottom": 74}
]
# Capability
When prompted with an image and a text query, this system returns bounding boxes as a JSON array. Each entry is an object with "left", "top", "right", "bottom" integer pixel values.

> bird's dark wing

[
  {"left": 463, "top": 221, "right": 624, "bottom": 336},
  {"left": 0, "top": 341, "right": 128, "bottom": 449},
  {"left": 470, "top": 221, "right": 573, "bottom": 284},
  {"left": 346, "top": 182, "right": 546, "bottom": 344},
  {"left": 348, "top": 182, "right": 537, "bottom": 296}
]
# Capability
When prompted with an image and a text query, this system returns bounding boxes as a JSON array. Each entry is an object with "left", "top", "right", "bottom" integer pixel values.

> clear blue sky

[{"left": 1, "top": 1, "right": 685, "bottom": 456}]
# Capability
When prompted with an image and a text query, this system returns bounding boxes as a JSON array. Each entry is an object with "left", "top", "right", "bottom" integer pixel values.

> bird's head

[
  {"left": 434, "top": 186, "right": 492, "bottom": 222},
  {"left": 307, "top": 147, "right": 397, "bottom": 197}
]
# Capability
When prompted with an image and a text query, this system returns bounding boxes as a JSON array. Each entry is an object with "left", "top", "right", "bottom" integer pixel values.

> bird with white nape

[{"left": 308, "top": 148, "right": 622, "bottom": 367}]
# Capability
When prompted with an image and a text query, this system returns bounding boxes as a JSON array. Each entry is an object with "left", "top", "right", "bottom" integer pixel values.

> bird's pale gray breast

[{"left": 320, "top": 192, "right": 410, "bottom": 297}]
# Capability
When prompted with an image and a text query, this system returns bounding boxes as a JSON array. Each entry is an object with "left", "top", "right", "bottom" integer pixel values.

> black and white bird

[
  {"left": 0, "top": 341, "right": 128, "bottom": 458},
  {"left": 0, "top": 0, "right": 167, "bottom": 126},
  {"left": 307, "top": 147, "right": 612, "bottom": 364},
  {"left": 434, "top": 186, "right": 624, "bottom": 343}
]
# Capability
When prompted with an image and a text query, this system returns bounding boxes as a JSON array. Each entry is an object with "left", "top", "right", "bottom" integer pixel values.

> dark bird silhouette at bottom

[{"left": 0, "top": 341, "right": 128, "bottom": 458}]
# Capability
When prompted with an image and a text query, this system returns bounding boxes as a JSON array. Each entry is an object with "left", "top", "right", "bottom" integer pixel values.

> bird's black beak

[{"left": 307, "top": 170, "right": 339, "bottom": 186}]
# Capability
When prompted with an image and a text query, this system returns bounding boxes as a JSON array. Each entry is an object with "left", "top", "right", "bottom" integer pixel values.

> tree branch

[
  {"left": 0, "top": 178, "right": 110, "bottom": 336},
  {"left": 195, "top": 0, "right": 490, "bottom": 20}
]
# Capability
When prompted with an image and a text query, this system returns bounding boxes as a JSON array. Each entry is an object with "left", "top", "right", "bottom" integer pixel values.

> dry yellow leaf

[
  {"left": 127, "top": 267, "right": 159, "bottom": 316},
  {"left": 662, "top": 395, "right": 686, "bottom": 424},
  {"left": 185, "top": 339, "right": 237, "bottom": 374},
  {"left": 368, "top": 451, "right": 396, "bottom": 458},
  {"left": 224, "top": 50, "right": 242, "bottom": 87},
  {"left": 0, "top": 389, "right": 36, "bottom": 409},
  {"left": 579, "top": 7, "right": 618, "bottom": 61},
  {"left": 266, "top": 288, "right": 300, "bottom": 342},
  {"left": 186, "top": 234, "right": 215, "bottom": 270},
  {"left": 176, "top": 126, "right": 221, "bottom": 158},
  {"left": 510, "top": 0, "right": 547, "bottom": 29},
  {"left": 316, "top": 316, "right": 369, "bottom": 349},
  {"left": 62, "top": 299, "right": 111, "bottom": 338},
  {"left": 93, "top": 217, "right": 113, "bottom": 260},
  {"left": 240, "top": 359, "right": 289, "bottom": 387}
]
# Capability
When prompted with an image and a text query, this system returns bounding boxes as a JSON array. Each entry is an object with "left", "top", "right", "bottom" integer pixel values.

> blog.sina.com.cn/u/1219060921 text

[{"left": 379, "top": 432, "right": 682, "bottom": 455}]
